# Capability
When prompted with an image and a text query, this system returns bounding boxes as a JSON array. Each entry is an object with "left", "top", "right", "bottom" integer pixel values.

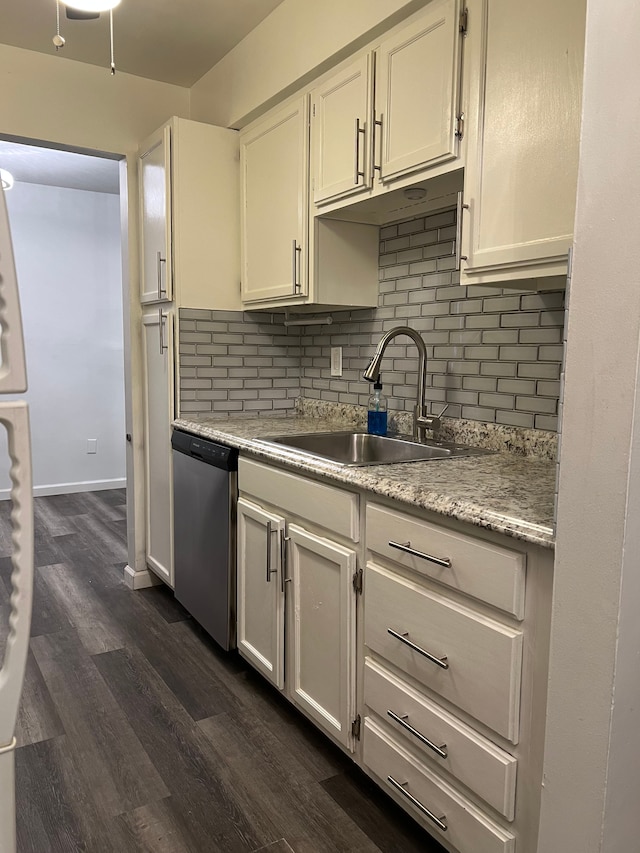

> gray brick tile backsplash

[{"left": 179, "top": 208, "right": 566, "bottom": 427}]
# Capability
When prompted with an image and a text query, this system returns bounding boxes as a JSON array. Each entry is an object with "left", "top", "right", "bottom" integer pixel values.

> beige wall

[
  {"left": 0, "top": 43, "right": 189, "bottom": 154},
  {"left": 538, "top": 0, "right": 640, "bottom": 848},
  {"left": 190, "top": 0, "right": 426, "bottom": 127}
]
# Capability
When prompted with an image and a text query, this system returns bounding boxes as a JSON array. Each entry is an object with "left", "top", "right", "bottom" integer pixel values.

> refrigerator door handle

[{"left": 0, "top": 188, "right": 28, "bottom": 394}]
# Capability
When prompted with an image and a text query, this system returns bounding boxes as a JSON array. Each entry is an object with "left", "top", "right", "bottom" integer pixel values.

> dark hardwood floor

[{"left": 0, "top": 490, "right": 446, "bottom": 853}]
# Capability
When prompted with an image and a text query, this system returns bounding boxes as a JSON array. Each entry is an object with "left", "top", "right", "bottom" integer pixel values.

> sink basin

[{"left": 254, "top": 431, "right": 491, "bottom": 467}]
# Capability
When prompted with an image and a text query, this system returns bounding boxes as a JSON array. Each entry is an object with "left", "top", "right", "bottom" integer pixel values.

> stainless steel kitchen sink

[{"left": 254, "top": 431, "right": 491, "bottom": 467}]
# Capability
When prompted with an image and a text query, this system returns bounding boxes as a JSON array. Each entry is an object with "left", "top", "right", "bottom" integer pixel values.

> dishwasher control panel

[{"left": 171, "top": 429, "right": 238, "bottom": 471}]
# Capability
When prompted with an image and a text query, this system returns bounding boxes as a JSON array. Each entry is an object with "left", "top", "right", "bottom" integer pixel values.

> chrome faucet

[{"left": 363, "top": 326, "right": 446, "bottom": 442}]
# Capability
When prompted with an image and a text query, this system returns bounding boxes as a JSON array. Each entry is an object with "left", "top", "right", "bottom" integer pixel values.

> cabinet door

[
  {"left": 311, "top": 54, "right": 373, "bottom": 206},
  {"left": 240, "top": 97, "right": 309, "bottom": 304},
  {"left": 376, "top": 0, "right": 461, "bottom": 183},
  {"left": 139, "top": 125, "right": 172, "bottom": 303},
  {"left": 237, "top": 498, "right": 286, "bottom": 690},
  {"left": 287, "top": 524, "right": 357, "bottom": 750},
  {"left": 142, "top": 306, "right": 174, "bottom": 586},
  {"left": 461, "top": 0, "right": 584, "bottom": 284}
]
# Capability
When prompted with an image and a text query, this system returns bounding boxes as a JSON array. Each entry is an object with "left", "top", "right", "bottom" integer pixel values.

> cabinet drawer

[
  {"left": 363, "top": 717, "right": 515, "bottom": 853},
  {"left": 367, "top": 503, "right": 525, "bottom": 619},
  {"left": 364, "top": 657, "right": 516, "bottom": 819},
  {"left": 239, "top": 458, "right": 359, "bottom": 541},
  {"left": 365, "top": 564, "right": 523, "bottom": 742}
]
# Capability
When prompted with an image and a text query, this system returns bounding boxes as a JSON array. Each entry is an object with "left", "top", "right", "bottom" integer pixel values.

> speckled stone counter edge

[{"left": 173, "top": 412, "right": 556, "bottom": 550}]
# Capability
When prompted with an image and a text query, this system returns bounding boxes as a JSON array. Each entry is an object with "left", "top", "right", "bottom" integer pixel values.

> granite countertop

[{"left": 173, "top": 413, "right": 556, "bottom": 549}]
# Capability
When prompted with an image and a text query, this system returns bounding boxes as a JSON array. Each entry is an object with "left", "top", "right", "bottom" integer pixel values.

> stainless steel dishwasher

[{"left": 171, "top": 429, "right": 238, "bottom": 650}]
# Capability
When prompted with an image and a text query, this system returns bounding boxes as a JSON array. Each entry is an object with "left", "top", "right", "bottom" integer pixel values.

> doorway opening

[{"left": 0, "top": 136, "right": 129, "bottom": 555}]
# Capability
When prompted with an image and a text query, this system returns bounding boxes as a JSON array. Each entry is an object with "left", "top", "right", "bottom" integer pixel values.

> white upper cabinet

[
  {"left": 376, "top": 0, "right": 462, "bottom": 184},
  {"left": 309, "top": 1, "right": 464, "bottom": 211},
  {"left": 240, "top": 97, "right": 309, "bottom": 304},
  {"left": 460, "top": 0, "right": 585, "bottom": 286},
  {"left": 139, "top": 126, "right": 172, "bottom": 303},
  {"left": 138, "top": 117, "right": 240, "bottom": 309},
  {"left": 240, "top": 95, "right": 379, "bottom": 310},
  {"left": 311, "top": 54, "right": 373, "bottom": 206}
]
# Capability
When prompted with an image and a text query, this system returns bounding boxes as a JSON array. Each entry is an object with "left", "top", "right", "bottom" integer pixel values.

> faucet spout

[{"left": 363, "top": 326, "right": 441, "bottom": 441}]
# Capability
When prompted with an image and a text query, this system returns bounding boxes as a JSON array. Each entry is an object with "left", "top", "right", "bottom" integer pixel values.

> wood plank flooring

[{"left": 0, "top": 490, "right": 446, "bottom": 853}]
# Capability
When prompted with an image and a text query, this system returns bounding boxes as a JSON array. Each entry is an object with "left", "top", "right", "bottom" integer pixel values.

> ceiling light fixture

[
  {"left": 53, "top": 0, "right": 120, "bottom": 74},
  {"left": 0, "top": 170, "right": 14, "bottom": 192},
  {"left": 62, "top": 0, "right": 121, "bottom": 12}
]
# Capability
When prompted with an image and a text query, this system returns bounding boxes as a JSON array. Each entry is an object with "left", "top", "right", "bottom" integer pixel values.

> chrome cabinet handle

[
  {"left": 354, "top": 118, "right": 366, "bottom": 185},
  {"left": 387, "top": 776, "right": 447, "bottom": 832},
  {"left": 387, "top": 710, "right": 448, "bottom": 759},
  {"left": 280, "top": 532, "right": 292, "bottom": 593},
  {"left": 388, "top": 540, "right": 451, "bottom": 569},
  {"left": 372, "top": 111, "right": 383, "bottom": 176},
  {"left": 158, "top": 308, "right": 168, "bottom": 355},
  {"left": 291, "top": 240, "right": 302, "bottom": 294},
  {"left": 455, "top": 190, "right": 469, "bottom": 271},
  {"left": 266, "top": 520, "right": 274, "bottom": 582},
  {"left": 156, "top": 250, "right": 167, "bottom": 298},
  {"left": 387, "top": 628, "right": 449, "bottom": 670}
]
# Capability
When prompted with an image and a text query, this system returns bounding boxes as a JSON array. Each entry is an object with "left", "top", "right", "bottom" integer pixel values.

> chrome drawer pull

[
  {"left": 387, "top": 629, "right": 449, "bottom": 670},
  {"left": 387, "top": 710, "right": 448, "bottom": 759},
  {"left": 387, "top": 776, "right": 447, "bottom": 832},
  {"left": 388, "top": 540, "right": 451, "bottom": 569}
]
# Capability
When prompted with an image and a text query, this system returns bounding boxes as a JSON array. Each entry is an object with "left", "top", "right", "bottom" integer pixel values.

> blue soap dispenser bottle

[{"left": 367, "top": 377, "right": 388, "bottom": 436}]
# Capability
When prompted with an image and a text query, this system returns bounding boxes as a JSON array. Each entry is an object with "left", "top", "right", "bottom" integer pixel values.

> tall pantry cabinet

[{"left": 138, "top": 117, "right": 240, "bottom": 587}]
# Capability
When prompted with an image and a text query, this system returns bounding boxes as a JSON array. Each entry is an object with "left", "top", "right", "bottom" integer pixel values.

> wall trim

[
  {"left": 0, "top": 477, "right": 126, "bottom": 501},
  {"left": 123, "top": 564, "right": 163, "bottom": 590}
]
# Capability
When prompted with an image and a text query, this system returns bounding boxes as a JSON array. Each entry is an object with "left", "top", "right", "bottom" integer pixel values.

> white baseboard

[
  {"left": 124, "top": 564, "right": 163, "bottom": 590},
  {"left": 0, "top": 478, "right": 126, "bottom": 501}
]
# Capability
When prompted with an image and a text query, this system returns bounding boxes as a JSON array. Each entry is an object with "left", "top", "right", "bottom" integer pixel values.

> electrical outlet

[
  {"left": 330, "top": 346, "right": 343, "bottom": 377},
  {"left": 87, "top": 439, "right": 98, "bottom": 454}
]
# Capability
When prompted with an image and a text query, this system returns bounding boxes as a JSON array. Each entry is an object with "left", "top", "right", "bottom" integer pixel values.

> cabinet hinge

[
  {"left": 352, "top": 568, "right": 363, "bottom": 595},
  {"left": 455, "top": 113, "right": 465, "bottom": 141},
  {"left": 312, "top": 103, "right": 316, "bottom": 117},
  {"left": 459, "top": 7, "right": 468, "bottom": 35},
  {"left": 351, "top": 715, "right": 362, "bottom": 740}
]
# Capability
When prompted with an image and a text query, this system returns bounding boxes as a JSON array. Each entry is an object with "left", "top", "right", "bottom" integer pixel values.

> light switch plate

[
  {"left": 87, "top": 439, "right": 98, "bottom": 454},
  {"left": 330, "top": 347, "right": 343, "bottom": 377}
]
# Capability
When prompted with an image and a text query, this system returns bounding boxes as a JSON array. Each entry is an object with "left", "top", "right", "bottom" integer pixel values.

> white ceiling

[
  {"left": 0, "top": 140, "right": 120, "bottom": 194},
  {"left": 1, "top": 0, "right": 286, "bottom": 87}
]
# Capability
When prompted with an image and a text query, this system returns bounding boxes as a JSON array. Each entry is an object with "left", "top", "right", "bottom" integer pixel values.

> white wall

[
  {"left": 190, "top": 0, "right": 426, "bottom": 127},
  {"left": 1, "top": 181, "right": 125, "bottom": 497},
  {"left": 537, "top": 0, "right": 640, "bottom": 848}
]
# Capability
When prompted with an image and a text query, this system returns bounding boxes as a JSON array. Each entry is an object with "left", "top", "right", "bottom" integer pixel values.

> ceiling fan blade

[{"left": 65, "top": 7, "right": 100, "bottom": 19}]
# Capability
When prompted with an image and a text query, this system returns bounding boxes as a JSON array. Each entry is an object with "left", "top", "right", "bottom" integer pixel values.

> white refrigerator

[{"left": 0, "top": 184, "right": 35, "bottom": 853}]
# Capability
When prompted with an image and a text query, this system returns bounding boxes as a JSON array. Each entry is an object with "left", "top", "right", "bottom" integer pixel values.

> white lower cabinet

[
  {"left": 237, "top": 459, "right": 359, "bottom": 751},
  {"left": 287, "top": 524, "right": 357, "bottom": 749},
  {"left": 142, "top": 306, "right": 174, "bottom": 586},
  {"left": 364, "top": 716, "right": 516, "bottom": 853},
  {"left": 236, "top": 463, "right": 553, "bottom": 853},
  {"left": 362, "top": 500, "right": 553, "bottom": 853},
  {"left": 236, "top": 498, "right": 286, "bottom": 689}
]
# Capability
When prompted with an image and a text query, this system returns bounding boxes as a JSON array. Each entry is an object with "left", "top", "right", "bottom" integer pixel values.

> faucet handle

[{"left": 433, "top": 404, "right": 449, "bottom": 419}]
